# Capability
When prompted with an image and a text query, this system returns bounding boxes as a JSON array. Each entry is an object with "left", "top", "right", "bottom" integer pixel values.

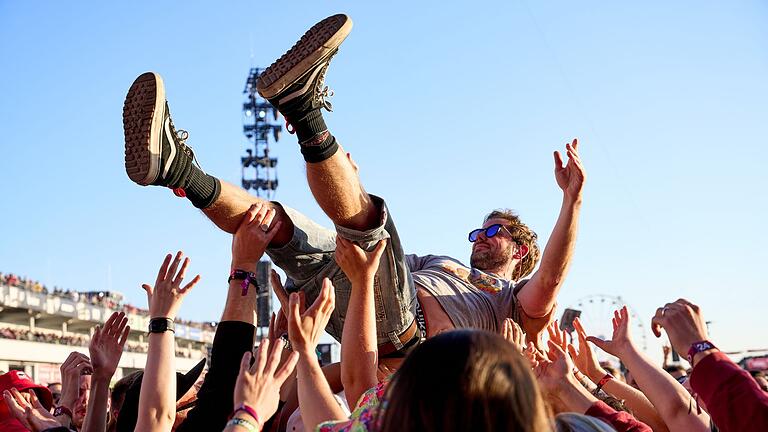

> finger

[
  {"left": 141, "top": 283, "right": 153, "bottom": 297},
  {"left": 573, "top": 317, "right": 586, "bottom": 337},
  {"left": 103, "top": 312, "right": 119, "bottom": 333},
  {"left": 651, "top": 316, "right": 664, "bottom": 338},
  {"left": 265, "top": 336, "right": 283, "bottom": 375},
  {"left": 571, "top": 138, "right": 579, "bottom": 151},
  {"left": 173, "top": 257, "right": 191, "bottom": 285},
  {"left": 586, "top": 336, "right": 608, "bottom": 351},
  {"left": 118, "top": 325, "right": 131, "bottom": 347},
  {"left": 156, "top": 253, "right": 173, "bottom": 283},
  {"left": 553, "top": 151, "right": 564, "bottom": 170},
  {"left": 298, "top": 290, "right": 307, "bottom": 314},
  {"left": 29, "top": 390, "right": 45, "bottom": 411},
  {"left": 321, "top": 278, "right": 336, "bottom": 315},
  {"left": 567, "top": 343, "right": 579, "bottom": 361},
  {"left": 91, "top": 326, "right": 102, "bottom": 347},
  {"left": 239, "top": 351, "right": 252, "bottom": 376},
  {"left": 288, "top": 292, "right": 302, "bottom": 338},
  {"left": 252, "top": 340, "right": 270, "bottom": 374},
  {"left": 252, "top": 205, "right": 270, "bottom": 230},
  {"left": 270, "top": 270, "right": 289, "bottom": 313},
  {"left": 268, "top": 312, "right": 276, "bottom": 341},
  {"left": 115, "top": 316, "right": 129, "bottom": 339},
  {"left": 166, "top": 251, "right": 184, "bottom": 282},
  {"left": 502, "top": 319, "right": 511, "bottom": 340},
  {"left": 239, "top": 203, "right": 262, "bottom": 230},
  {"left": 260, "top": 208, "right": 277, "bottom": 232},
  {"left": 181, "top": 274, "right": 201, "bottom": 293},
  {"left": 370, "top": 238, "right": 388, "bottom": 261},
  {"left": 274, "top": 352, "right": 299, "bottom": 384}
]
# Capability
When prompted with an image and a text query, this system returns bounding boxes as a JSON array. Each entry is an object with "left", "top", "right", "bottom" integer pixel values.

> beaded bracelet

[{"left": 226, "top": 417, "right": 258, "bottom": 431}]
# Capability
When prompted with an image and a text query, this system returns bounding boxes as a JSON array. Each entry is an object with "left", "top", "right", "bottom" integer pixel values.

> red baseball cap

[{"left": 0, "top": 370, "right": 54, "bottom": 430}]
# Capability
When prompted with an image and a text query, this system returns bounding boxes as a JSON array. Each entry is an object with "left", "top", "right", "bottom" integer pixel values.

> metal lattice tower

[{"left": 241, "top": 68, "right": 281, "bottom": 199}]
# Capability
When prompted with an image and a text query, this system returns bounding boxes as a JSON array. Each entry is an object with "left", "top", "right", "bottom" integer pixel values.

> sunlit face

[
  {"left": 72, "top": 375, "right": 91, "bottom": 428},
  {"left": 470, "top": 218, "right": 517, "bottom": 271}
]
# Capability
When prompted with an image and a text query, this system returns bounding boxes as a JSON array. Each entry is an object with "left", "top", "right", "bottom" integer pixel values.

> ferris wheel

[{"left": 566, "top": 294, "right": 648, "bottom": 356}]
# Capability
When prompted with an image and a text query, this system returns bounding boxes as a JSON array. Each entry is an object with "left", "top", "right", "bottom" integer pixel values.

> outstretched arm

[
  {"left": 335, "top": 237, "right": 386, "bottom": 408},
  {"left": 83, "top": 311, "right": 130, "bottom": 432},
  {"left": 517, "top": 139, "right": 585, "bottom": 317},
  {"left": 588, "top": 307, "right": 710, "bottom": 432},
  {"left": 568, "top": 318, "right": 668, "bottom": 432},
  {"left": 136, "top": 252, "right": 200, "bottom": 432}
]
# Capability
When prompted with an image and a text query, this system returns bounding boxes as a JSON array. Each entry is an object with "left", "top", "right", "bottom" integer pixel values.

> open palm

[{"left": 89, "top": 311, "right": 130, "bottom": 380}]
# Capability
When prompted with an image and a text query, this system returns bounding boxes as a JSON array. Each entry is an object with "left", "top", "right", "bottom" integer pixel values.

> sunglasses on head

[{"left": 468, "top": 224, "right": 514, "bottom": 243}]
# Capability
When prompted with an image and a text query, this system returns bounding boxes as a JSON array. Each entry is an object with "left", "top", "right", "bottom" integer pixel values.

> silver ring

[{"left": 260, "top": 224, "right": 269, "bottom": 232}]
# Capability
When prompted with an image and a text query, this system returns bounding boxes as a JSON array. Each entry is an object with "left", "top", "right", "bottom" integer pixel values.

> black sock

[
  {"left": 184, "top": 167, "right": 221, "bottom": 209},
  {"left": 290, "top": 109, "right": 339, "bottom": 163}
]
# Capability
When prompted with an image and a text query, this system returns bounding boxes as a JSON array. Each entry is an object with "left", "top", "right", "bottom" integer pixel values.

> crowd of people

[
  {"left": 1, "top": 13, "right": 766, "bottom": 432},
  {"left": 1, "top": 273, "right": 214, "bottom": 332}
]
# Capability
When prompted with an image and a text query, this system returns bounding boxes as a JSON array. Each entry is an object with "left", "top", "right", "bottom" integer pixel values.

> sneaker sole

[
  {"left": 123, "top": 72, "right": 165, "bottom": 186},
  {"left": 256, "top": 14, "right": 352, "bottom": 99}
]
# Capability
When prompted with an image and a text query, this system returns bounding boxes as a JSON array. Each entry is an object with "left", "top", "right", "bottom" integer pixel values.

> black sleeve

[{"left": 177, "top": 321, "right": 255, "bottom": 432}]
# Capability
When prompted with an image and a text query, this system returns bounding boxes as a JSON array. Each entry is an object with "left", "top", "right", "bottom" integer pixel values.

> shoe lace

[
  {"left": 314, "top": 52, "right": 337, "bottom": 112},
  {"left": 170, "top": 121, "right": 203, "bottom": 170}
]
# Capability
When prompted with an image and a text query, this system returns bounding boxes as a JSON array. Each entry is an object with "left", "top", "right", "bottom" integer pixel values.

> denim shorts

[{"left": 266, "top": 195, "right": 417, "bottom": 349}]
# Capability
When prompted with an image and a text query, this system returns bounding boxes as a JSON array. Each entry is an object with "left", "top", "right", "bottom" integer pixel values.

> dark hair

[
  {"left": 484, "top": 209, "right": 541, "bottom": 280},
  {"left": 663, "top": 365, "right": 687, "bottom": 375},
  {"left": 378, "top": 330, "right": 551, "bottom": 432}
]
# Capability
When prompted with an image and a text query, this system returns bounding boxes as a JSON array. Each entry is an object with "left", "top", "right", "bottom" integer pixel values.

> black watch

[{"left": 148, "top": 317, "right": 175, "bottom": 334}]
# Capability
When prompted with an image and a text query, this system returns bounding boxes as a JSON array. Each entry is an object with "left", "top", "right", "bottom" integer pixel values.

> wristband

[
  {"left": 595, "top": 373, "right": 614, "bottom": 393},
  {"left": 226, "top": 417, "right": 258, "bottom": 431},
  {"left": 687, "top": 340, "right": 717, "bottom": 365},
  {"left": 53, "top": 405, "right": 73, "bottom": 419},
  {"left": 229, "top": 269, "right": 259, "bottom": 296},
  {"left": 234, "top": 403, "right": 261, "bottom": 427}
]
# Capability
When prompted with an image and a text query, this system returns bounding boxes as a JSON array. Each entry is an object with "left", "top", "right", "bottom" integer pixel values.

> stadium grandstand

[{"left": 0, "top": 271, "right": 211, "bottom": 384}]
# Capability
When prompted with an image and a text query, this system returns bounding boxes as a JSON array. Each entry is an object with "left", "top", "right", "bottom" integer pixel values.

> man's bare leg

[
  {"left": 122, "top": 73, "right": 293, "bottom": 246},
  {"left": 202, "top": 181, "right": 293, "bottom": 246},
  {"left": 255, "top": 14, "right": 379, "bottom": 232},
  {"left": 305, "top": 148, "right": 378, "bottom": 231}
]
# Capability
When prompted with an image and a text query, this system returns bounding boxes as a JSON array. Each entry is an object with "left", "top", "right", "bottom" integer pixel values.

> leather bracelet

[
  {"left": 234, "top": 403, "right": 261, "bottom": 427},
  {"left": 595, "top": 373, "right": 614, "bottom": 393},
  {"left": 226, "top": 417, "right": 258, "bottom": 431}
]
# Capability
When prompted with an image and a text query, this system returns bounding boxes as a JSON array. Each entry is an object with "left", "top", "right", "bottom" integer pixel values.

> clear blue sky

[{"left": 2, "top": 1, "right": 766, "bottom": 358}]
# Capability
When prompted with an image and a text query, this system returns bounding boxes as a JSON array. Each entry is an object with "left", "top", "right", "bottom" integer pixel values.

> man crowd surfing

[{"left": 2, "top": 13, "right": 766, "bottom": 432}]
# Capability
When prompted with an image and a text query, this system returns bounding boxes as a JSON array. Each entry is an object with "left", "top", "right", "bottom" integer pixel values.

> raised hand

[
  {"left": 502, "top": 318, "right": 526, "bottom": 353},
  {"left": 270, "top": 270, "right": 290, "bottom": 318},
  {"left": 2, "top": 388, "right": 62, "bottom": 432},
  {"left": 142, "top": 251, "right": 200, "bottom": 320},
  {"left": 586, "top": 306, "right": 637, "bottom": 359},
  {"left": 59, "top": 351, "right": 92, "bottom": 410},
  {"left": 233, "top": 339, "right": 299, "bottom": 427},
  {"left": 650, "top": 299, "right": 711, "bottom": 365},
  {"left": 546, "top": 320, "right": 569, "bottom": 353},
  {"left": 89, "top": 311, "right": 130, "bottom": 380},
  {"left": 334, "top": 237, "right": 387, "bottom": 285},
  {"left": 534, "top": 340, "right": 575, "bottom": 395},
  {"left": 567, "top": 317, "right": 607, "bottom": 382},
  {"left": 232, "top": 202, "right": 283, "bottom": 267},
  {"left": 554, "top": 138, "right": 586, "bottom": 199},
  {"left": 287, "top": 278, "right": 335, "bottom": 357}
]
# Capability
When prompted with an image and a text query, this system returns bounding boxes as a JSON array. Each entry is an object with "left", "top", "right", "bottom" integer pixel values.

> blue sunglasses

[{"left": 468, "top": 224, "right": 514, "bottom": 242}]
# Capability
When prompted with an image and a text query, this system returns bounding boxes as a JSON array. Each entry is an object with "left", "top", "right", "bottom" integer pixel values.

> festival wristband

[
  {"left": 595, "top": 373, "right": 614, "bottom": 392},
  {"left": 687, "top": 340, "right": 717, "bottom": 365},
  {"left": 234, "top": 403, "right": 261, "bottom": 427},
  {"left": 229, "top": 269, "right": 259, "bottom": 296}
]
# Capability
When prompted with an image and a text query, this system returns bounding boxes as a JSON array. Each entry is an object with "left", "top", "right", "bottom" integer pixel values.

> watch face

[{"left": 149, "top": 319, "right": 168, "bottom": 332}]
